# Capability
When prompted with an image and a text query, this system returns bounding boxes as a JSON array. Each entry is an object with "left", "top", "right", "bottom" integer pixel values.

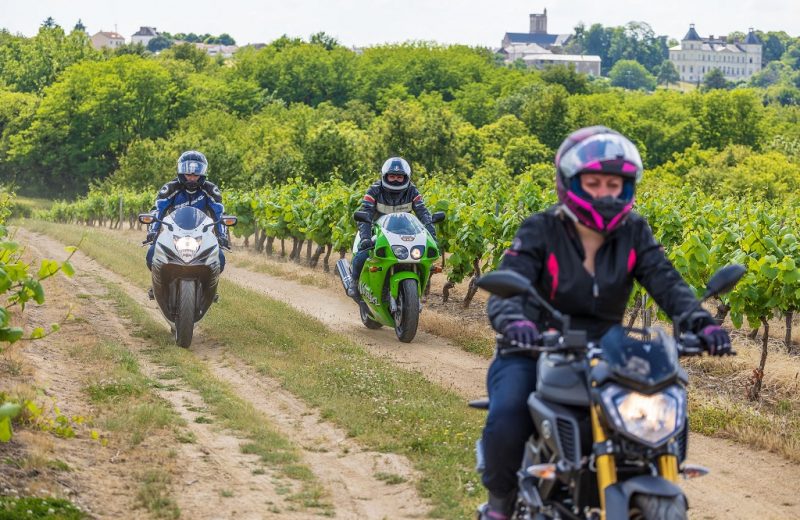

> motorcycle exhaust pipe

[{"left": 335, "top": 258, "right": 352, "bottom": 294}]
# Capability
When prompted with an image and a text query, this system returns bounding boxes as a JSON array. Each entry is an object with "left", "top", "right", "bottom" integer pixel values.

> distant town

[{"left": 84, "top": 8, "right": 765, "bottom": 84}]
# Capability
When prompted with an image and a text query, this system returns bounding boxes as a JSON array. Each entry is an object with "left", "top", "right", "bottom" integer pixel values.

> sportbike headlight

[
  {"left": 599, "top": 385, "right": 686, "bottom": 447},
  {"left": 410, "top": 245, "right": 424, "bottom": 260},
  {"left": 173, "top": 236, "right": 202, "bottom": 262},
  {"left": 391, "top": 245, "right": 409, "bottom": 260}
]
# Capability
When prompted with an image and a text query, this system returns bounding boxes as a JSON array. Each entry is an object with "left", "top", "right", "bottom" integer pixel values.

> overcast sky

[{"left": 2, "top": 1, "right": 797, "bottom": 47}]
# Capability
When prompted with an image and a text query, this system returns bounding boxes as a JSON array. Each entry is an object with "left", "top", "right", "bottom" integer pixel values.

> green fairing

[{"left": 357, "top": 215, "right": 439, "bottom": 330}]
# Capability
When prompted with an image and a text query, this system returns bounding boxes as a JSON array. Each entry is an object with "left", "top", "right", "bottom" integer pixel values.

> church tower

[{"left": 529, "top": 9, "right": 547, "bottom": 34}]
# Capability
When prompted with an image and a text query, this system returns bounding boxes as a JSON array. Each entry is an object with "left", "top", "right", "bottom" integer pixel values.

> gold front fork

[
  {"left": 590, "top": 404, "right": 616, "bottom": 520},
  {"left": 658, "top": 454, "right": 679, "bottom": 482}
]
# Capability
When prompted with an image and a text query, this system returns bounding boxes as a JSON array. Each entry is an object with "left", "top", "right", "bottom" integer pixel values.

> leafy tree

[
  {"left": 502, "top": 135, "right": 550, "bottom": 175},
  {"left": 161, "top": 42, "right": 210, "bottom": 71},
  {"left": 539, "top": 64, "right": 589, "bottom": 94},
  {"left": 147, "top": 36, "right": 173, "bottom": 53},
  {"left": 6, "top": 55, "right": 192, "bottom": 195},
  {"left": 702, "top": 68, "right": 731, "bottom": 91},
  {"left": 310, "top": 32, "right": 339, "bottom": 50},
  {"left": 41, "top": 17, "right": 58, "bottom": 29},
  {"left": 0, "top": 26, "right": 98, "bottom": 92},
  {"left": 656, "top": 60, "right": 680, "bottom": 87},
  {"left": 608, "top": 60, "right": 656, "bottom": 91},
  {"left": 73, "top": 19, "right": 87, "bottom": 33},
  {"left": 697, "top": 90, "right": 765, "bottom": 150}
]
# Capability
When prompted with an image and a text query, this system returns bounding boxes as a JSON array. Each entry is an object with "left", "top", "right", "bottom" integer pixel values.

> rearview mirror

[
  {"left": 221, "top": 215, "right": 238, "bottom": 227},
  {"left": 138, "top": 213, "right": 155, "bottom": 225},
  {"left": 703, "top": 264, "right": 746, "bottom": 299},
  {"left": 476, "top": 270, "right": 531, "bottom": 299},
  {"left": 431, "top": 211, "right": 446, "bottom": 224},
  {"left": 353, "top": 211, "right": 371, "bottom": 224}
]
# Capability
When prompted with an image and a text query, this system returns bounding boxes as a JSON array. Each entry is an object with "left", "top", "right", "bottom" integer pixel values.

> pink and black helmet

[{"left": 555, "top": 126, "right": 643, "bottom": 234}]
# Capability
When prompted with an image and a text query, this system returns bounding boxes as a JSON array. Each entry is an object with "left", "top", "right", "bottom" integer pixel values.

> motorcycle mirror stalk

[
  {"left": 203, "top": 215, "right": 238, "bottom": 232},
  {"left": 138, "top": 213, "right": 172, "bottom": 231}
]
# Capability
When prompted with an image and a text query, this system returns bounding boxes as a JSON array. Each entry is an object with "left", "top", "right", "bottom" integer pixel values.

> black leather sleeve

[{"left": 487, "top": 214, "right": 547, "bottom": 333}]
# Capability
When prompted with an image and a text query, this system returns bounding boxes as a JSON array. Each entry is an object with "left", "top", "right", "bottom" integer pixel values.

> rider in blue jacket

[{"left": 145, "top": 150, "right": 229, "bottom": 271}]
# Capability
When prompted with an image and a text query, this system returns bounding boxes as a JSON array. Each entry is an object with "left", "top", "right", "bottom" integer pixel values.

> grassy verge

[
  {"left": 21, "top": 219, "right": 487, "bottom": 518},
  {"left": 0, "top": 497, "right": 85, "bottom": 520}
]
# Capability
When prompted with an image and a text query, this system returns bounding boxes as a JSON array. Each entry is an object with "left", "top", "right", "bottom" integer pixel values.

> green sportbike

[{"left": 336, "top": 210, "right": 445, "bottom": 342}]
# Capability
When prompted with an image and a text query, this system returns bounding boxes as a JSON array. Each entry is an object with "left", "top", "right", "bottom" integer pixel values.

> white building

[
  {"left": 192, "top": 42, "right": 239, "bottom": 59},
  {"left": 90, "top": 31, "right": 125, "bottom": 50},
  {"left": 131, "top": 26, "right": 159, "bottom": 47},
  {"left": 500, "top": 9, "right": 601, "bottom": 75},
  {"left": 669, "top": 25, "right": 762, "bottom": 84}
]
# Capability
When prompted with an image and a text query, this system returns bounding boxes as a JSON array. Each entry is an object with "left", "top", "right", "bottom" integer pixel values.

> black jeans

[{"left": 481, "top": 353, "right": 539, "bottom": 495}]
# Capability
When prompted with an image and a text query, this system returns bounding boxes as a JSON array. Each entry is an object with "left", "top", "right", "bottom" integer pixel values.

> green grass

[
  {"left": 0, "top": 497, "right": 85, "bottom": 520},
  {"left": 375, "top": 471, "right": 408, "bottom": 485},
  {"left": 23, "top": 219, "right": 487, "bottom": 519}
]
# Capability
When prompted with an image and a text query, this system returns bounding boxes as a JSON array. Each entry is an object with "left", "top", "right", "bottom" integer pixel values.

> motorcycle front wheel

[
  {"left": 629, "top": 494, "right": 687, "bottom": 520},
  {"left": 394, "top": 278, "right": 419, "bottom": 343},
  {"left": 175, "top": 279, "right": 196, "bottom": 348}
]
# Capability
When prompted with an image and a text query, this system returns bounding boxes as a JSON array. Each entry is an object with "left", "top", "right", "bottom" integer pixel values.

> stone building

[
  {"left": 499, "top": 9, "right": 601, "bottom": 75},
  {"left": 668, "top": 25, "right": 762, "bottom": 83}
]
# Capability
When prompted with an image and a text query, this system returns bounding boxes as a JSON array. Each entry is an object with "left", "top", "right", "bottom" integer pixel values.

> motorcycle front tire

[
  {"left": 395, "top": 278, "right": 420, "bottom": 343},
  {"left": 175, "top": 279, "right": 196, "bottom": 348}
]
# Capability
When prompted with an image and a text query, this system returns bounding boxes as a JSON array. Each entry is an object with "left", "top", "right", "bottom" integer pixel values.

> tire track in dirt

[{"left": 21, "top": 227, "right": 432, "bottom": 519}]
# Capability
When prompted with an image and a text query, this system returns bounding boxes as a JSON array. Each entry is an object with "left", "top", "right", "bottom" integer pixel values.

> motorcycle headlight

[
  {"left": 173, "top": 236, "right": 202, "bottom": 262},
  {"left": 391, "top": 245, "right": 409, "bottom": 260},
  {"left": 410, "top": 245, "right": 424, "bottom": 260},
  {"left": 599, "top": 385, "right": 686, "bottom": 447}
]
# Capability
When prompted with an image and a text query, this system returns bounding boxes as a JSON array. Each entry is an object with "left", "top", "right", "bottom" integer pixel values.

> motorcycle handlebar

[{"left": 496, "top": 331, "right": 736, "bottom": 357}]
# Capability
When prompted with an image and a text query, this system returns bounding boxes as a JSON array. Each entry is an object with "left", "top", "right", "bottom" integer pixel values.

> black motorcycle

[{"left": 471, "top": 265, "right": 745, "bottom": 520}]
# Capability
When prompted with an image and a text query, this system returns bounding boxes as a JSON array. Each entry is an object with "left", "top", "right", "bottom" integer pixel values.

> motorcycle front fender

[
  {"left": 389, "top": 271, "right": 420, "bottom": 299},
  {"left": 604, "top": 475, "right": 685, "bottom": 520}
]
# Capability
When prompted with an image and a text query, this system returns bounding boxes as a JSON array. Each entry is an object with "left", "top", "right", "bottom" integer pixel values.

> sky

[{"left": 1, "top": 0, "right": 797, "bottom": 47}]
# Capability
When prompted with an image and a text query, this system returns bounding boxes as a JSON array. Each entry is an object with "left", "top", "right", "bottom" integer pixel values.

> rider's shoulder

[
  {"left": 157, "top": 179, "right": 181, "bottom": 198},
  {"left": 202, "top": 181, "right": 223, "bottom": 202}
]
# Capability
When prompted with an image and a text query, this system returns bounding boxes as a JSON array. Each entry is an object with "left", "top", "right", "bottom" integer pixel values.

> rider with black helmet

[
  {"left": 145, "top": 150, "right": 229, "bottom": 271},
  {"left": 348, "top": 157, "right": 436, "bottom": 299},
  {"left": 477, "top": 127, "right": 732, "bottom": 519}
]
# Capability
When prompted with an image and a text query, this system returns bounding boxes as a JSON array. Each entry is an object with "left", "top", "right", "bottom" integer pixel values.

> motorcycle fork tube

[
  {"left": 591, "top": 404, "right": 616, "bottom": 519},
  {"left": 658, "top": 454, "right": 679, "bottom": 482}
]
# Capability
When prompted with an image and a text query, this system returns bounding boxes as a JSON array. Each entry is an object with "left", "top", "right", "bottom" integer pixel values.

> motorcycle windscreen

[
  {"left": 378, "top": 213, "right": 425, "bottom": 235},
  {"left": 599, "top": 326, "right": 680, "bottom": 388},
  {"left": 171, "top": 207, "right": 210, "bottom": 230}
]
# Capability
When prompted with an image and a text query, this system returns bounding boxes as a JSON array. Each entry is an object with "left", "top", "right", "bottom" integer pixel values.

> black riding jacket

[
  {"left": 357, "top": 181, "right": 435, "bottom": 241},
  {"left": 488, "top": 205, "right": 715, "bottom": 343}
]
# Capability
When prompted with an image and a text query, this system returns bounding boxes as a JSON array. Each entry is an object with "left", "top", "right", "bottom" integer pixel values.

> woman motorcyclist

[{"left": 478, "top": 126, "right": 732, "bottom": 519}]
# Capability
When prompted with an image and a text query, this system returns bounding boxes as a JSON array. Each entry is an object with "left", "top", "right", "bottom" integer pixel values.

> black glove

[
  {"left": 503, "top": 320, "right": 540, "bottom": 346},
  {"left": 143, "top": 231, "right": 157, "bottom": 245},
  {"left": 358, "top": 238, "right": 374, "bottom": 251},
  {"left": 218, "top": 236, "right": 230, "bottom": 250},
  {"left": 698, "top": 325, "right": 732, "bottom": 356}
]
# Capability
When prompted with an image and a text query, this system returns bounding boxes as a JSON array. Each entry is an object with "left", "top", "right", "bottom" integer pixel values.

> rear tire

[
  {"left": 359, "top": 301, "right": 382, "bottom": 329},
  {"left": 395, "top": 279, "right": 419, "bottom": 343},
  {"left": 175, "top": 279, "right": 196, "bottom": 348},
  {"left": 629, "top": 494, "right": 687, "bottom": 520}
]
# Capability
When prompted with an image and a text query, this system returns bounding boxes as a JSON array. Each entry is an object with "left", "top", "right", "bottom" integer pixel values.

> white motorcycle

[{"left": 139, "top": 207, "right": 237, "bottom": 348}]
